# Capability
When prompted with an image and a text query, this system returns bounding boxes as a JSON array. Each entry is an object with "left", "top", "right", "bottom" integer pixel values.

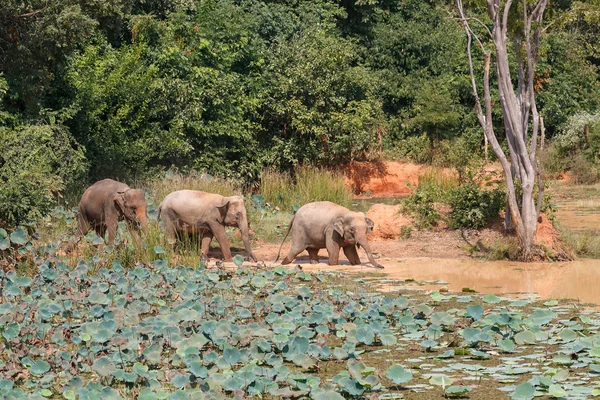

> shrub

[
  {"left": 402, "top": 184, "right": 441, "bottom": 229},
  {"left": 0, "top": 125, "right": 87, "bottom": 228},
  {"left": 447, "top": 181, "right": 505, "bottom": 229}
]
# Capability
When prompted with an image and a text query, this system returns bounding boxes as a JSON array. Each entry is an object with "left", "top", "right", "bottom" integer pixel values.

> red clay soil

[
  {"left": 365, "top": 204, "right": 411, "bottom": 240},
  {"left": 344, "top": 161, "right": 425, "bottom": 197}
]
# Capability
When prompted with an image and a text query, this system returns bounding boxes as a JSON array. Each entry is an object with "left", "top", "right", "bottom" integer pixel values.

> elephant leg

[
  {"left": 106, "top": 220, "right": 118, "bottom": 245},
  {"left": 161, "top": 212, "right": 177, "bottom": 243},
  {"left": 64, "top": 213, "right": 91, "bottom": 252},
  {"left": 95, "top": 225, "right": 107, "bottom": 242},
  {"left": 281, "top": 241, "right": 306, "bottom": 265},
  {"left": 325, "top": 237, "right": 341, "bottom": 266},
  {"left": 343, "top": 246, "right": 361, "bottom": 265},
  {"left": 209, "top": 222, "right": 233, "bottom": 261},
  {"left": 200, "top": 232, "right": 213, "bottom": 257},
  {"left": 307, "top": 248, "right": 320, "bottom": 264}
]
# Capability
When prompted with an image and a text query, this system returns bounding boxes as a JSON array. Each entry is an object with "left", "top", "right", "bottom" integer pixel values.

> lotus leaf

[
  {"left": 9, "top": 228, "right": 27, "bottom": 245},
  {"left": 30, "top": 360, "right": 51, "bottom": 376},
  {"left": 445, "top": 385, "right": 472, "bottom": 397},
  {"left": 429, "top": 375, "right": 453, "bottom": 387},
  {"left": 385, "top": 366, "right": 412, "bottom": 385},
  {"left": 548, "top": 384, "right": 567, "bottom": 398},
  {"left": 514, "top": 330, "right": 536, "bottom": 345}
]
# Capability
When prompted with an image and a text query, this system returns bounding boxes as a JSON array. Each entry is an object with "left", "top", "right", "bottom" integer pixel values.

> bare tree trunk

[
  {"left": 457, "top": 0, "right": 549, "bottom": 260},
  {"left": 540, "top": 115, "right": 545, "bottom": 150}
]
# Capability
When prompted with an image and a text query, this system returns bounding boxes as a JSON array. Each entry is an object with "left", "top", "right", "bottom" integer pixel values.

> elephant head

[
  {"left": 114, "top": 189, "right": 148, "bottom": 229},
  {"left": 217, "top": 196, "right": 257, "bottom": 262},
  {"left": 333, "top": 211, "right": 374, "bottom": 246},
  {"left": 334, "top": 211, "right": 383, "bottom": 268}
]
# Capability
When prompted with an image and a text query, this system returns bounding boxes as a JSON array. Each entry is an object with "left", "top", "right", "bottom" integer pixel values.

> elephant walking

[
  {"left": 158, "top": 190, "right": 257, "bottom": 262},
  {"left": 69, "top": 179, "right": 148, "bottom": 247},
  {"left": 276, "top": 201, "right": 384, "bottom": 269}
]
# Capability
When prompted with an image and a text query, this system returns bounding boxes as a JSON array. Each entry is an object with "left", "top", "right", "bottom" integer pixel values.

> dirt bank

[{"left": 344, "top": 161, "right": 426, "bottom": 197}]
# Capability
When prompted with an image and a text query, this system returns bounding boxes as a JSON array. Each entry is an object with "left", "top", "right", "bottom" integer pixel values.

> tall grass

[
  {"left": 260, "top": 167, "right": 353, "bottom": 213},
  {"left": 559, "top": 228, "right": 600, "bottom": 259},
  {"left": 416, "top": 167, "right": 459, "bottom": 201},
  {"left": 143, "top": 170, "right": 240, "bottom": 204}
]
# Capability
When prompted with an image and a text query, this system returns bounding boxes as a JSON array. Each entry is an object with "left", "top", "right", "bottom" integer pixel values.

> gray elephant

[
  {"left": 276, "top": 201, "right": 384, "bottom": 269},
  {"left": 70, "top": 179, "right": 148, "bottom": 247},
  {"left": 158, "top": 190, "right": 257, "bottom": 262}
]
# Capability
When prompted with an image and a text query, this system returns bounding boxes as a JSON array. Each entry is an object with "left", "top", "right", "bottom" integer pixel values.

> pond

[{"left": 303, "top": 257, "right": 600, "bottom": 306}]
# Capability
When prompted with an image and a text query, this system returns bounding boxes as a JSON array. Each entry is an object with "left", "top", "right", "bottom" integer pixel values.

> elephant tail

[
  {"left": 157, "top": 203, "right": 163, "bottom": 222},
  {"left": 274, "top": 216, "right": 294, "bottom": 263}
]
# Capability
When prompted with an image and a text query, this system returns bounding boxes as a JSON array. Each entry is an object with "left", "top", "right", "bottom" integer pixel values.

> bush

[
  {"left": 402, "top": 184, "right": 441, "bottom": 229},
  {"left": 447, "top": 181, "right": 505, "bottom": 229},
  {"left": 0, "top": 125, "right": 87, "bottom": 228}
]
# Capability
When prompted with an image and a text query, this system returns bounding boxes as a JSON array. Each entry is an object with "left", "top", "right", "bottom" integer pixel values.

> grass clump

[
  {"left": 559, "top": 228, "right": 600, "bottom": 259},
  {"left": 260, "top": 167, "right": 353, "bottom": 213}
]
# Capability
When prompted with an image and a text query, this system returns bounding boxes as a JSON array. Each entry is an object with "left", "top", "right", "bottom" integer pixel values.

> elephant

[
  {"left": 158, "top": 190, "right": 257, "bottom": 262},
  {"left": 70, "top": 179, "right": 148, "bottom": 247},
  {"left": 276, "top": 201, "right": 384, "bottom": 269}
]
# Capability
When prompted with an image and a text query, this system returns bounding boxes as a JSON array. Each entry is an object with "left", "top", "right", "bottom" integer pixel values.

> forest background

[{"left": 1, "top": 0, "right": 600, "bottom": 228}]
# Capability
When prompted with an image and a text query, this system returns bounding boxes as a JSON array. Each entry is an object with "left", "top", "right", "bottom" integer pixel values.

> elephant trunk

[
  {"left": 137, "top": 210, "right": 148, "bottom": 231},
  {"left": 357, "top": 236, "right": 384, "bottom": 269},
  {"left": 239, "top": 217, "right": 257, "bottom": 262}
]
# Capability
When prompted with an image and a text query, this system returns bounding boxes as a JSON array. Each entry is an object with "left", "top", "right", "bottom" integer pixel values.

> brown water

[{"left": 302, "top": 257, "right": 600, "bottom": 305}]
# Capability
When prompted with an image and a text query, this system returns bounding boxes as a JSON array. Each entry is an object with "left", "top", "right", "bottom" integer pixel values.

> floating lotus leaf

[
  {"left": 466, "top": 304, "right": 484, "bottom": 321},
  {"left": 511, "top": 382, "right": 535, "bottom": 400},
  {"left": 429, "top": 375, "right": 453, "bottom": 387},
  {"left": 92, "top": 356, "right": 115, "bottom": 377},
  {"left": 514, "top": 330, "right": 536, "bottom": 345},
  {"left": 0, "top": 228, "right": 9, "bottom": 250},
  {"left": 30, "top": 360, "right": 51, "bottom": 376},
  {"left": 233, "top": 254, "right": 245, "bottom": 267},
  {"left": 445, "top": 385, "right": 472, "bottom": 397},
  {"left": 482, "top": 294, "right": 502, "bottom": 304},
  {"left": 2, "top": 322, "right": 20, "bottom": 340},
  {"left": 385, "top": 366, "right": 412, "bottom": 384},
  {"left": 170, "top": 374, "right": 190, "bottom": 389},
  {"left": 9, "top": 228, "right": 27, "bottom": 245}
]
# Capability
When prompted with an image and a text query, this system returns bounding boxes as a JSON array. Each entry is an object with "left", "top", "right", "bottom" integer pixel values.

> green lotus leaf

[
  {"left": 466, "top": 304, "right": 484, "bottom": 320},
  {"left": 153, "top": 246, "right": 165, "bottom": 254},
  {"left": 559, "top": 329, "right": 578, "bottom": 342},
  {"left": 429, "top": 375, "right": 453, "bottom": 387},
  {"left": 3, "top": 322, "right": 20, "bottom": 340},
  {"left": 170, "top": 373, "right": 190, "bottom": 388},
  {"left": 9, "top": 228, "right": 27, "bottom": 245},
  {"left": 548, "top": 384, "right": 567, "bottom": 398},
  {"left": 133, "top": 362, "right": 149, "bottom": 377},
  {"left": 445, "top": 386, "right": 472, "bottom": 397},
  {"left": 233, "top": 254, "right": 245, "bottom": 267},
  {"left": 223, "top": 347, "right": 242, "bottom": 365},
  {"left": 511, "top": 382, "right": 535, "bottom": 400},
  {"left": 385, "top": 365, "right": 413, "bottom": 384},
  {"left": 14, "top": 276, "right": 32, "bottom": 287},
  {"left": 514, "top": 330, "right": 536, "bottom": 345},
  {"left": 92, "top": 356, "right": 115, "bottom": 377},
  {"left": 30, "top": 360, "right": 51, "bottom": 376},
  {"left": 338, "top": 377, "right": 364, "bottom": 396}
]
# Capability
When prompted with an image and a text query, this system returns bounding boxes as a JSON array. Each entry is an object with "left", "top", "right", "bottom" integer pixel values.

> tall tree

[{"left": 456, "top": 0, "right": 549, "bottom": 259}]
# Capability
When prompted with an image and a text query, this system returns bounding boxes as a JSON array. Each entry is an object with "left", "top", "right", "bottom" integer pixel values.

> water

[{"left": 303, "top": 257, "right": 600, "bottom": 305}]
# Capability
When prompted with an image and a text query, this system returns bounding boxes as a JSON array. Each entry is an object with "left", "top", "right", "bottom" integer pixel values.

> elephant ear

[
  {"left": 114, "top": 191, "right": 126, "bottom": 214},
  {"left": 333, "top": 217, "right": 345, "bottom": 236},
  {"left": 216, "top": 199, "right": 231, "bottom": 222},
  {"left": 365, "top": 217, "right": 375, "bottom": 233}
]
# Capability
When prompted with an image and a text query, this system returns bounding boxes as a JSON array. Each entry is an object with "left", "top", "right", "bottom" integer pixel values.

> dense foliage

[{"left": 1, "top": 0, "right": 600, "bottom": 225}]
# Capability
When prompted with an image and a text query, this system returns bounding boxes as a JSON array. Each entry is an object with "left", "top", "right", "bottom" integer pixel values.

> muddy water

[{"left": 302, "top": 257, "right": 600, "bottom": 305}]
